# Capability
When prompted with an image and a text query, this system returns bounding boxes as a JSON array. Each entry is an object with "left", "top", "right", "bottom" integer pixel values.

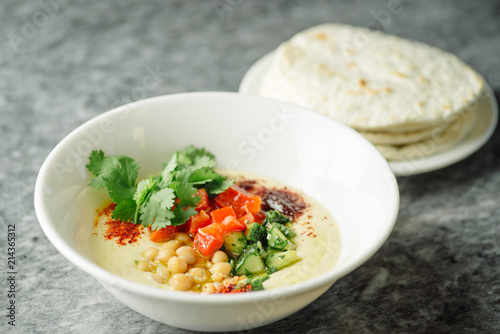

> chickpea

[
  {"left": 211, "top": 251, "right": 228, "bottom": 263},
  {"left": 192, "top": 258, "right": 207, "bottom": 268},
  {"left": 161, "top": 240, "right": 182, "bottom": 251},
  {"left": 156, "top": 248, "right": 176, "bottom": 263},
  {"left": 202, "top": 283, "right": 216, "bottom": 293},
  {"left": 137, "top": 259, "right": 152, "bottom": 272},
  {"left": 202, "top": 282, "right": 222, "bottom": 294},
  {"left": 223, "top": 276, "right": 239, "bottom": 286},
  {"left": 168, "top": 256, "right": 188, "bottom": 274},
  {"left": 188, "top": 267, "right": 208, "bottom": 284},
  {"left": 156, "top": 264, "right": 171, "bottom": 280},
  {"left": 143, "top": 247, "right": 159, "bottom": 260},
  {"left": 176, "top": 232, "right": 192, "bottom": 244},
  {"left": 211, "top": 273, "right": 225, "bottom": 282},
  {"left": 209, "top": 262, "right": 232, "bottom": 276},
  {"left": 176, "top": 246, "right": 198, "bottom": 265},
  {"left": 169, "top": 274, "right": 193, "bottom": 291},
  {"left": 152, "top": 274, "right": 166, "bottom": 284}
]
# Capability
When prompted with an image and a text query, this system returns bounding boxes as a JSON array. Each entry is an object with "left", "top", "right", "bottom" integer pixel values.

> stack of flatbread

[{"left": 262, "top": 24, "right": 485, "bottom": 161}]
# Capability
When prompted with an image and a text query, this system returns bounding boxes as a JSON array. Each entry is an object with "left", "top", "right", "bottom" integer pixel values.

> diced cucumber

[
  {"left": 263, "top": 210, "right": 291, "bottom": 228},
  {"left": 267, "top": 225, "right": 296, "bottom": 250},
  {"left": 265, "top": 250, "right": 301, "bottom": 271},
  {"left": 240, "top": 273, "right": 270, "bottom": 291},
  {"left": 223, "top": 231, "right": 247, "bottom": 256},
  {"left": 244, "top": 222, "right": 267, "bottom": 243},
  {"left": 255, "top": 241, "right": 268, "bottom": 259},
  {"left": 269, "top": 222, "right": 295, "bottom": 239},
  {"left": 244, "top": 242, "right": 267, "bottom": 260},
  {"left": 234, "top": 248, "right": 266, "bottom": 276}
]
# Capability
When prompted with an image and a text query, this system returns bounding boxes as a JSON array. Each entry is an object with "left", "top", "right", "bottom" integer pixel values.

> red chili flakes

[
  {"left": 104, "top": 219, "right": 144, "bottom": 245},
  {"left": 94, "top": 202, "right": 116, "bottom": 227},
  {"left": 218, "top": 284, "right": 252, "bottom": 294},
  {"left": 99, "top": 203, "right": 143, "bottom": 245}
]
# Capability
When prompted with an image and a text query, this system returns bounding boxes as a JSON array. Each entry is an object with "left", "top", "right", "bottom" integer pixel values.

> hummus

[{"left": 90, "top": 170, "right": 341, "bottom": 292}]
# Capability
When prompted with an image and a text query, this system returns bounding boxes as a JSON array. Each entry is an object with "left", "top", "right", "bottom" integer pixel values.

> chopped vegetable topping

[{"left": 89, "top": 145, "right": 306, "bottom": 293}]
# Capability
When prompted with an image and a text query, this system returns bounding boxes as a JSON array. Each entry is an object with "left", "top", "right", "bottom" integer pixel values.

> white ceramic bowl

[{"left": 34, "top": 92, "right": 399, "bottom": 331}]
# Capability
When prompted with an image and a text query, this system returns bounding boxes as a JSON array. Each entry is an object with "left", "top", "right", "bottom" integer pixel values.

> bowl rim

[{"left": 34, "top": 91, "right": 399, "bottom": 304}]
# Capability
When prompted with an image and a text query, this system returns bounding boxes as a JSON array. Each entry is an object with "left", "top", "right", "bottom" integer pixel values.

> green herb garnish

[
  {"left": 263, "top": 210, "right": 291, "bottom": 227},
  {"left": 86, "top": 145, "right": 233, "bottom": 230}
]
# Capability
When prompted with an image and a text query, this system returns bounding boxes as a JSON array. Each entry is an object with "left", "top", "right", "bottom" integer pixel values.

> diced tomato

[
  {"left": 244, "top": 195, "right": 262, "bottom": 214},
  {"left": 215, "top": 186, "right": 250, "bottom": 216},
  {"left": 238, "top": 212, "right": 255, "bottom": 225},
  {"left": 217, "top": 187, "right": 250, "bottom": 206},
  {"left": 208, "top": 197, "right": 218, "bottom": 212},
  {"left": 195, "top": 188, "right": 209, "bottom": 211},
  {"left": 150, "top": 226, "right": 178, "bottom": 242},
  {"left": 220, "top": 215, "right": 246, "bottom": 232},
  {"left": 193, "top": 229, "right": 224, "bottom": 257},
  {"left": 177, "top": 221, "right": 190, "bottom": 234},
  {"left": 210, "top": 206, "right": 236, "bottom": 224},
  {"left": 188, "top": 210, "right": 212, "bottom": 235},
  {"left": 253, "top": 211, "right": 266, "bottom": 225},
  {"left": 198, "top": 222, "right": 223, "bottom": 237}
]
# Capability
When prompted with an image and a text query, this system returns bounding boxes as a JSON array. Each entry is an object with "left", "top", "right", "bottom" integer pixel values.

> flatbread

[
  {"left": 359, "top": 122, "right": 450, "bottom": 145},
  {"left": 265, "top": 23, "right": 484, "bottom": 132},
  {"left": 374, "top": 108, "right": 476, "bottom": 160}
]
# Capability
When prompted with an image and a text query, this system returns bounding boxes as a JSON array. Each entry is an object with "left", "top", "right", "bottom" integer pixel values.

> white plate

[{"left": 239, "top": 51, "right": 499, "bottom": 177}]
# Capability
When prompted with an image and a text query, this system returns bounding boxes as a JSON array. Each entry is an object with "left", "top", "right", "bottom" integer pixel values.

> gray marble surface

[{"left": 1, "top": 0, "right": 499, "bottom": 333}]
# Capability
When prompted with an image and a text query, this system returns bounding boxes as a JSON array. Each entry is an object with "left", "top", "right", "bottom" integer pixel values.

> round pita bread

[
  {"left": 374, "top": 108, "right": 476, "bottom": 160},
  {"left": 265, "top": 24, "right": 484, "bottom": 132},
  {"left": 359, "top": 123, "right": 450, "bottom": 145}
]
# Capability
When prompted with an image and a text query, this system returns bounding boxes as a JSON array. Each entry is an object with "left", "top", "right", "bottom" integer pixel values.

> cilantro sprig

[{"left": 86, "top": 145, "right": 233, "bottom": 231}]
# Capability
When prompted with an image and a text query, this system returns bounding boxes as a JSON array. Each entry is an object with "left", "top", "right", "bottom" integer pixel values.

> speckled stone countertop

[{"left": 1, "top": 0, "right": 499, "bottom": 333}]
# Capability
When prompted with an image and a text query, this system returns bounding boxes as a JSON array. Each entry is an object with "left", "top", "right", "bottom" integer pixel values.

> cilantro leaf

[
  {"left": 170, "top": 205, "right": 198, "bottom": 226},
  {"left": 86, "top": 150, "right": 107, "bottom": 188},
  {"left": 159, "top": 153, "right": 178, "bottom": 187},
  {"left": 133, "top": 178, "right": 157, "bottom": 204},
  {"left": 86, "top": 145, "right": 233, "bottom": 231},
  {"left": 175, "top": 145, "right": 216, "bottom": 170},
  {"left": 133, "top": 178, "right": 157, "bottom": 223},
  {"left": 193, "top": 155, "right": 216, "bottom": 169},
  {"left": 204, "top": 176, "right": 234, "bottom": 195},
  {"left": 173, "top": 181, "right": 200, "bottom": 206},
  {"left": 187, "top": 167, "right": 219, "bottom": 185},
  {"left": 87, "top": 151, "right": 139, "bottom": 192},
  {"left": 180, "top": 145, "right": 215, "bottom": 161},
  {"left": 174, "top": 168, "right": 192, "bottom": 184},
  {"left": 140, "top": 188, "right": 176, "bottom": 228},
  {"left": 87, "top": 150, "right": 140, "bottom": 222},
  {"left": 112, "top": 199, "right": 137, "bottom": 222}
]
